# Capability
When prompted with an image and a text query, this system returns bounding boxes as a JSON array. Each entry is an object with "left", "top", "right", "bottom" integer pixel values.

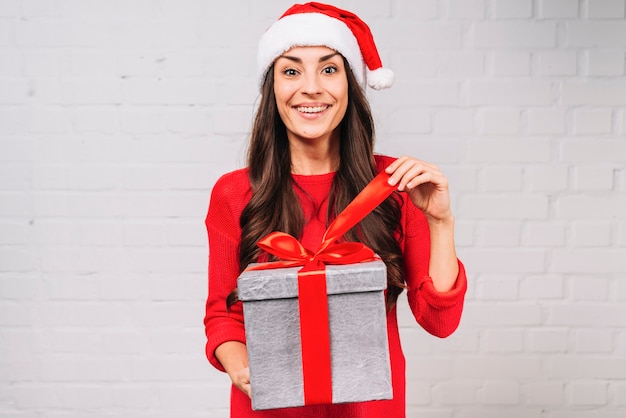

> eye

[
  {"left": 283, "top": 68, "right": 299, "bottom": 76},
  {"left": 323, "top": 66, "right": 338, "bottom": 74}
]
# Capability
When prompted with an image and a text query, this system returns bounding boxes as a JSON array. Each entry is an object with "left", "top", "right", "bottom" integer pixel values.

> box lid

[{"left": 238, "top": 259, "right": 387, "bottom": 302}]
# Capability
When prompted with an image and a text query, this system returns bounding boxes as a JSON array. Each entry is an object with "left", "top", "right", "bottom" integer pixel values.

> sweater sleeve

[
  {"left": 402, "top": 201, "right": 467, "bottom": 338},
  {"left": 203, "top": 172, "right": 250, "bottom": 372}
]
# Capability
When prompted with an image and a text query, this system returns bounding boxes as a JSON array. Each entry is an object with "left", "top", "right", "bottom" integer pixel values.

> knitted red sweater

[{"left": 204, "top": 155, "right": 467, "bottom": 418}]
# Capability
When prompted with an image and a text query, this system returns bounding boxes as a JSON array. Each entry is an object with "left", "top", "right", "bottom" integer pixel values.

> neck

[{"left": 289, "top": 133, "right": 340, "bottom": 175}]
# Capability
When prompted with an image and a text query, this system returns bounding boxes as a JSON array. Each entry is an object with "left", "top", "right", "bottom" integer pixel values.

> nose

[{"left": 301, "top": 72, "right": 322, "bottom": 95}]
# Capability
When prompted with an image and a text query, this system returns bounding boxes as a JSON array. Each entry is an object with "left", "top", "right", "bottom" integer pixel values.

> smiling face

[{"left": 273, "top": 46, "right": 349, "bottom": 149}]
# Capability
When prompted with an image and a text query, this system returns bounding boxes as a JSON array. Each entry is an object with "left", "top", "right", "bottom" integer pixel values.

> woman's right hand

[
  {"left": 215, "top": 341, "right": 252, "bottom": 398},
  {"left": 228, "top": 366, "right": 251, "bottom": 398}
]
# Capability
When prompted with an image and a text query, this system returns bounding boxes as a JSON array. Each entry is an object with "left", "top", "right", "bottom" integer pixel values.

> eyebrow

[{"left": 278, "top": 52, "right": 340, "bottom": 63}]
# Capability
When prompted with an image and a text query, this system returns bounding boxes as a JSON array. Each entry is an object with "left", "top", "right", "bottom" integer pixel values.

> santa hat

[{"left": 257, "top": 2, "right": 394, "bottom": 91}]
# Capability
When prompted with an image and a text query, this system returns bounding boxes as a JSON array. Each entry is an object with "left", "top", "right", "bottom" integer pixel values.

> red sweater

[{"left": 204, "top": 155, "right": 467, "bottom": 418}]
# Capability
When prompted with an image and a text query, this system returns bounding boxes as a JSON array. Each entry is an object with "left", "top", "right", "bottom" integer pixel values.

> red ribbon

[{"left": 246, "top": 171, "right": 396, "bottom": 405}]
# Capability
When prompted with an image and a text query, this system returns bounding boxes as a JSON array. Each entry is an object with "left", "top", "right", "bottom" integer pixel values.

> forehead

[{"left": 279, "top": 45, "right": 342, "bottom": 60}]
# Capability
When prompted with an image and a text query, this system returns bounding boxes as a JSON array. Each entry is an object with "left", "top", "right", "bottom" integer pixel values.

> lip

[{"left": 292, "top": 103, "right": 331, "bottom": 118}]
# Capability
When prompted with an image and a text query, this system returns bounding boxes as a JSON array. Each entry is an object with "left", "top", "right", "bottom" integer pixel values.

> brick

[
  {"left": 557, "top": 196, "right": 626, "bottom": 220},
  {"left": 566, "top": 22, "right": 626, "bottom": 47},
  {"left": 111, "top": 386, "right": 156, "bottom": 408},
  {"left": 109, "top": 21, "right": 200, "bottom": 48},
  {"left": 0, "top": 78, "right": 30, "bottom": 104},
  {"left": 469, "top": 81, "right": 554, "bottom": 106},
  {"left": 528, "top": 165, "right": 568, "bottom": 192},
  {"left": 480, "top": 109, "right": 521, "bottom": 135},
  {"left": 539, "top": 0, "right": 579, "bottom": 18},
  {"left": 463, "top": 195, "right": 549, "bottom": 220},
  {"left": 15, "top": 20, "right": 109, "bottom": 47},
  {"left": 448, "top": 0, "right": 486, "bottom": 19},
  {"left": 586, "top": 50, "right": 625, "bottom": 76},
  {"left": 571, "top": 222, "right": 613, "bottom": 247},
  {"left": 124, "top": 79, "right": 217, "bottom": 105},
  {"left": 562, "top": 139, "right": 626, "bottom": 163},
  {"left": 385, "top": 108, "right": 432, "bottom": 134},
  {"left": 0, "top": 0, "right": 19, "bottom": 16},
  {"left": 62, "top": 78, "right": 122, "bottom": 105},
  {"left": 0, "top": 107, "right": 28, "bottom": 134},
  {"left": 460, "top": 410, "right": 542, "bottom": 418},
  {"left": 574, "top": 329, "right": 614, "bottom": 353},
  {"left": 376, "top": 22, "right": 462, "bottom": 49},
  {"left": 569, "top": 381, "right": 608, "bottom": 406},
  {"left": 405, "top": 381, "right": 431, "bottom": 405},
  {"left": 392, "top": 52, "right": 436, "bottom": 78},
  {"left": 547, "top": 303, "right": 626, "bottom": 327},
  {"left": 616, "top": 382, "right": 626, "bottom": 406},
  {"left": 0, "top": 162, "right": 30, "bottom": 190},
  {"left": 527, "top": 328, "right": 568, "bottom": 352},
  {"left": 479, "top": 380, "right": 519, "bottom": 404},
  {"left": 394, "top": 0, "right": 439, "bottom": 19},
  {"left": 437, "top": 52, "right": 485, "bottom": 77},
  {"left": 433, "top": 381, "right": 478, "bottom": 405},
  {"left": 573, "top": 110, "right": 613, "bottom": 135},
  {"left": 525, "top": 221, "right": 567, "bottom": 247},
  {"left": 457, "top": 356, "right": 542, "bottom": 379},
  {"left": 0, "top": 51, "right": 20, "bottom": 76},
  {"left": 587, "top": 0, "right": 626, "bottom": 18},
  {"left": 434, "top": 109, "right": 475, "bottom": 135},
  {"left": 375, "top": 80, "right": 459, "bottom": 106},
  {"left": 573, "top": 165, "right": 615, "bottom": 191},
  {"left": 73, "top": 107, "right": 118, "bottom": 134},
  {"left": 552, "top": 249, "right": 626, "bottom": 274},
  {"left": 0, "top": 275, "right": 38, "bottom": 300},
  {"left": 525, "top": 381, "right": 564, "bottom": 405},
  {"left": 619, "top": 111, "right": 626, "bottom": 135},
  {"left": 463, "top": 303, "right": 542, "bottom": 326},
  {"left": 478, "top": 221, "right": 521, "bottom": 246},
  {"left": 527, "top": 108, "right": 566, "bottom": 135},
  {"left": 28, "top": 107, "right": 72, "bottom": 133},
  {"left": 538, "top": 51, "right": 578, "bottom": 76},
  {"left": 494, "top": 0, "right": 533, "bottom": 18},
  {"left": 481, "top": 166, "right": 523, "bottom": 192},
  {"left": 405, "top": 356, "right": 453, "bottom": 379},
  {"left": 473, "top": 22, "right": 556, "bottom": 48},
  {"left": 483, "top": 330, "right": 523, "bottom": 353},
  {"left": 519, "top": 275, "right": 564, "bottom": 299},
  {"left": 493, "top": 52, "right": 531, "bottom": 76},
  {"left": 476, "top": 275, "right": 519, "bottom": 300},
  {"left": 570, "top": 276, "right": 610, "bottom": 301},
  {"left": 563, "top": 81, "right": 626, "bottom": 106},
  {"left": 469, "top": 140, "right": 552, "bottom": 163}
]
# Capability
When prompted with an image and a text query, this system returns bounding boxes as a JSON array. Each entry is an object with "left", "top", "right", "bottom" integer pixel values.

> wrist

[{"left": 426, "top": 213, "right": 454, "bottom": 228}]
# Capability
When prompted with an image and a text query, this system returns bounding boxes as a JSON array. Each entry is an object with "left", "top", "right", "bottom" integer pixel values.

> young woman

[{"left": 204, "top": 3, "right": 467, "bottom": 417}]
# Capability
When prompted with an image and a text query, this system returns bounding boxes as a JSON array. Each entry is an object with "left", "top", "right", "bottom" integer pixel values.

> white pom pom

[{"left": 367, "top": 68, "right": 394, "bottom": 90}]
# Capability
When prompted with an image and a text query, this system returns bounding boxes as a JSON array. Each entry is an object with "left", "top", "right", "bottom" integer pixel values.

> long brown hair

[{"left": 233, "top": 57, "right": 405, "bottom": 310}]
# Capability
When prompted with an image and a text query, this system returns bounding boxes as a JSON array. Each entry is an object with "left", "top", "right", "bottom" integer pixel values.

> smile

[{"left": 296, "top": 105, "right": 329, "bottom": 114}]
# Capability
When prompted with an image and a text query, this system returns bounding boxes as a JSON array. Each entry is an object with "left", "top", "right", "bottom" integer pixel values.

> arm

[
  {"left": 204, "top": 172, "right": 252, "bottom": 397},
  {"left": 384, "top": 156, "right": 467, "bottom": 336}
]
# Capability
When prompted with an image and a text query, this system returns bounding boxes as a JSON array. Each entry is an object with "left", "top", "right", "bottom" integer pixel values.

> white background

[{"left": 1, "top": 0, "right": 625, "bottom": 417}]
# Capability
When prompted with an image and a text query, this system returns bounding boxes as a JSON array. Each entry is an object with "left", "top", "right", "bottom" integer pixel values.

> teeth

[{"left": 297, "top": 106, "right": 327, "bottom": 113}]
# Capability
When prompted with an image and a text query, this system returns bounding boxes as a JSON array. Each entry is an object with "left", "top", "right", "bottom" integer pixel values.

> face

[{"left": 273, "top": 46, "right": 349, "bottom": 146}]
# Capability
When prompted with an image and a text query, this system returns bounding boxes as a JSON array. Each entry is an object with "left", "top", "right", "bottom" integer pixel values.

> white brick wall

[{"left": 0, "top": 0, "right": 625, "bottom": 417}]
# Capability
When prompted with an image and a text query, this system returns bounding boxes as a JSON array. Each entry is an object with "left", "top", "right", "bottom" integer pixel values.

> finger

[{"left": 387, "top": 159, "right": 421, "bottom": 187}]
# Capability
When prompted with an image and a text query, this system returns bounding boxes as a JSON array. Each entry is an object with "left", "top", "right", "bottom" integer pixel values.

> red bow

[{"left": 246, "top": 171, "right": 396, "bottom": 405}]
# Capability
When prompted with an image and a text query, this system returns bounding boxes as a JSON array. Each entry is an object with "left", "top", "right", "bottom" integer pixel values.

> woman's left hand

[{"left": 385, "top": 156, "right": 452, "bottom": 222}]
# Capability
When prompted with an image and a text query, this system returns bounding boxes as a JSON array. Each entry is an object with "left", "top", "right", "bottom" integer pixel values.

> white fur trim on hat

[{"left": 257, "top": 12, "right": 367, "bottom": 90}]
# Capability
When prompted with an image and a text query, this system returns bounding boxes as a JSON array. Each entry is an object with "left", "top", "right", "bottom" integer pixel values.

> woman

[{"left": 204, "top": 3, "right": 467, "bottom": 417}]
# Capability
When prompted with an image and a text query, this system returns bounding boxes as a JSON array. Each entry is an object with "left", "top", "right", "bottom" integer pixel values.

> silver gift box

[{"left": 238, "top": 260, "right": 392, "bottom": 410}]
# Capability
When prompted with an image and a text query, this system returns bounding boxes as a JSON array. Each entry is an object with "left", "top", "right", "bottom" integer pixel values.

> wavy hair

[{"left": 230, "top": 57, "right": 405, "bottom": 311}]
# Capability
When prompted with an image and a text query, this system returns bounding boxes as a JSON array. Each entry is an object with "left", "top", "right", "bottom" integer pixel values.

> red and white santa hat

[{"left": 257, "top": 2, "right": 394, "bottom": 91}]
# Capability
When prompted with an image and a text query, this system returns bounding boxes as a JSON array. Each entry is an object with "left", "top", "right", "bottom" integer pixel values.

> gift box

[{"left": 238, "top": 259, "right": 392, "bottom": 410}]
